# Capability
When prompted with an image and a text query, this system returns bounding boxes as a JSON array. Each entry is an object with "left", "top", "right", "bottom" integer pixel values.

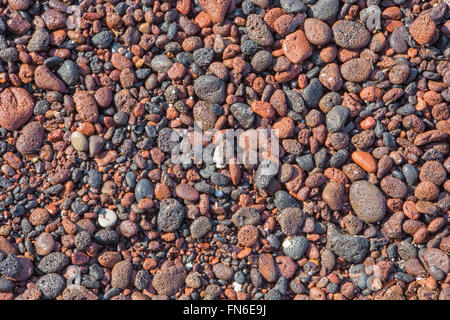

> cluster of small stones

[{"left": 0, "top": 0, "right": 449, "bottom": 300}]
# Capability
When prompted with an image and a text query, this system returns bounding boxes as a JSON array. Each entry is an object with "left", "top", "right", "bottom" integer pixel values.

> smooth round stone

[
  {"left": 135, "top": 179, "right": 154, "bottom": 201},
  {"left": 151, "top": 54, "right": 173, "bottom": 72},
  {"left": 70, "top": 131, "right": 88, "bottom": 152},
  {"left": 98, "top": 208, "right": 117, "bottom": 228},
  {"left": 349, "top": 180, "right": 386, "bottom": 223}
]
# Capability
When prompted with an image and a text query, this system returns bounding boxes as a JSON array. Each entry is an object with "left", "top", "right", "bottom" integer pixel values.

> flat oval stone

[
  {"left": 16, "top": 121, "right": 44, "bottom": 155},
  {"left": 175, "top": 183, "right": 199, "bottom": 202},
  {"left": 340, "top": 58, "right": 372, "bottom": 82},
  {"left": 135, "top": 179, "right": 154, "bottom": 201},
  {"left": 349, "top": 180, "right": 386, "bottom": 223},
  {"left": 332, "top": 20, "right": 370, "bottom": 49}
]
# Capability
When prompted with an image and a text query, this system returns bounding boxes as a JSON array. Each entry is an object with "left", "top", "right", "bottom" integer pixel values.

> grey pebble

[
  {"left": 283, "top": 236, "right": 308, "bottom": 260},
  {"left": 135, "top": 179, "right": 154, "bottom": 201},
  {"left": 194, "top": 75, "right": 226, "bottom": 104},
  {"left": 57, "top": 60, "right": 79, "bottom": 85},
  {"left": 0, "top": 254, "right": 20, "bottom": 277},
  {"left": 230, "top": 103, "right": 255, "bottom": 129},
  {"left": 91, "top": 31, "right": 114, "bottom": 48},
  {"left": 326, "top": 105, "right": 349, "bottom": 132},
  {"left": 37, "top": 252, "right": 69, "bottom": 274},
  {"left": 157, "top": 198, "right": 185, "bottom": 232},
  {"left": 37, "top": 273, "right": 66, "bottom": 299},
  {"left": 327, "top": 224, "right": 369, "bottom": 263}
]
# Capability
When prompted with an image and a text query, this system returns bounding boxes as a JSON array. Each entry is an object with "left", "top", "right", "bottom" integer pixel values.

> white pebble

[{"left": 98, "top": 208, "right": 117, "bottom": 228}]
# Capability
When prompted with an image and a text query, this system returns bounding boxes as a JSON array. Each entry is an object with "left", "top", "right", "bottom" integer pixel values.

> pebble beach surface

[{"left": 0, "top": 0, "right": 449, "bottom": 301}]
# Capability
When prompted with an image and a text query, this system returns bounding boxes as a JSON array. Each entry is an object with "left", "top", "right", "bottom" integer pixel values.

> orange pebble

[
  {"left": 352, "top": 150, "right": 377, "bottom": 173},
  {"left": 237, "top": 247, "right": 252, "bottom": 259},
  {"left": 360, "top": 116, "right": 376, "bottom": 130},
  {"left": 77, "top": 122, "right": 95, "bottom": 136}
]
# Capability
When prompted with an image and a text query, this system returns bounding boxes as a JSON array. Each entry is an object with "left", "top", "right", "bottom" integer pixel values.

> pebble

[
  {"left": 309, "top": 0, "right": 339, "bottom": 22},
  {"left": 319, "top": 63, "right": 343, "bottom": 91},
  {"left": 415, "top": 181, "right": 439, "bottom": 201},
  {"left": 190, "top": 216, "right": 212, "bottom": 239},
  {"left": 340, "top": 58, "right": 372, "bottom": 83},
  {"left": 157, "top": 198, "right": 185, "bottom": 232},
  {"left": 231, "top": 207, "right": 261, "bottom": 228},
  {"left": 419, "top": 161, "right": 447, "bottom": 185},
  {"left": 71, "top": 131, "right": 88, "bottom": 152},
  {"left": 380, "top": 176, "right": 408, "bottom": 199},
  {"left": 0, "top": 87, "right": 34, "bottom": 131},
  {"left": 94, "top": 229, "right": 119, "bottom": 245},
  {"left": 57, "top": 60, "right": 79, "bottom": 86},
  {"left": 135, "top": 179, "right": 154, "bottom": 202},
  {"left": 199, "top": 0, "right": 231, "bottom": 24},
  {"left": 409, "top": 14, "right": 436, "bottom": 45},
  {"left": 246, "top": 14, "right": 274, "bottom": 47},
  {"left": 150, "top": 55, "right": 173, "bottom": 72},
  {"left": 152, "top": 264, "right": 187, "bottom": 296},
  {"left": 0, "top": 254, "right": 20, "bottom": 277},
  {"left": 230, "top": 103, "right": 255, "bottom": 129},
  {"left": 389, "top": 63, "right": 410, "bottom": 85},
  {"left": 327, "top": 224, "right": 369, "bottom": 263},
  {"left": 37, "top": 252, "right": 69, "bottom": 274},
  {"left": 88, "top": 135, "right": 105, "bottom": 157},
  {"left": 36, "top": 273, "right": 65, "bottom": 299},
  {"left": 322, "top": 181, "right": 345, "bottom": 211},
  {"left": 30, "top": 208, "right": 50, "bottom": 226},
  {"left": 282, "top": 30, "right": 313, "bottom": 64},
  {"left": 8, "top": 0, "right": 31, "bottom": 10},
  {"left": 389, "top": 26, "right": 409, "bottom": 54},
  {"left": 304, "top": 18, "right": 332, "bottom": 46},
  {"left": 194, "top": 75, "right": 225, "bottom": 104},
  {"left": 251, "top": 50, "right": 273, "bottom": 72},
  {"left": 258, "top": 253, "right": 278, "bottom": 283},
  {"left": 302, "top": 78, "right": 323, "bottom": 108},
  {"left": 280, "top": 0, "right": 306, "bottom": 14},
  {"left": 282, "top": 236, "right": 308, "bottom": 260},
  {"left": 35, "top": 233, "right": 55, "bottom": 256},
  {"left": 34, "top": 65, "right": 66, "bottom": 93},
  {"left": 255, "top": 159, "right": 279, "bottom": 190},
  {"left": 326, "top": 105, "right": 349, "bottom": 132},
  {"left": 332, "top": 20, "right": 370, "bottom": 49},
  {"left": 91, "top": 31, "right": 113, "bottom": 48},
  {"left": 0, "top": 277, "right": 14, "bottom": 292},
  {"left": 27, "top": 28, "right": 50, "bottom": 52},
  {"left": 349, "top": 180, "right": 386, "bottom": 223},
  {"left": 351, "top": 151, "right": 377, "bottom": 173},
  {"left": 423, "top": 248, "right": 449, "bottom": 274},
  {"left": 277, "top": 207, "right": 305, "bottom": 236},
  {"left": 111, "top": 261, "right": 133, "bottom": 289},
  {"left": 213, "top": 263, "right": 234, "bottom": 282},
  {"left": 16, "top": 122, "right": 44, "bottom": 155},
  {"left": 237, "top": 225, "right": 259, "bottom": 247}
]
